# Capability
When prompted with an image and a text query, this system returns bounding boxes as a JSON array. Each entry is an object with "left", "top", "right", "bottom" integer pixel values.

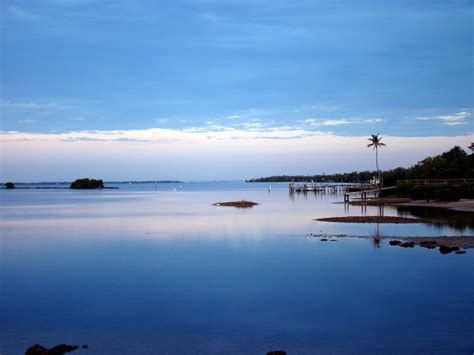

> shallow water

[{"left": 1, "top": 182, "right": 473, "bottom": 354}]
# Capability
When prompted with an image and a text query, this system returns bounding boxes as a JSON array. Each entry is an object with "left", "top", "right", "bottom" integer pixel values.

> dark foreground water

[{"left": 1, "top": 182, "right": 473, "bottom": 354}]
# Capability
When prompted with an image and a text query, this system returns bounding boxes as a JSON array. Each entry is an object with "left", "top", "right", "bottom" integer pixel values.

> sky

[{"left": 0, "top": 0, "right": 472, "bottom": 181}]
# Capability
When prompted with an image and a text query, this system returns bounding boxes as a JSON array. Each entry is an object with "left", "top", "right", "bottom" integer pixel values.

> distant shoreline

[{"left": 2, "top": 180, "right": 184, "bottom": 185}]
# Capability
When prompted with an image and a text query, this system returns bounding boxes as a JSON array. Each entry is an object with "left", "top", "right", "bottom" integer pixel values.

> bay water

[{"left": 1, "top": 182, "right": 473, "bottom": 354}]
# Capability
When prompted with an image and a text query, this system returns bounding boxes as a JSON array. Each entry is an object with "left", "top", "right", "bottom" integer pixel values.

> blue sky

[{"left": 0, "top": 0, "right": 472, "bottom": 180}]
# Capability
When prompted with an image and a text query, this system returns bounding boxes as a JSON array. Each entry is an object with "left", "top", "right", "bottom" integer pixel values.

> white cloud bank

[{"left": 0, "top": 127, "right": 471, "bottom": 181}]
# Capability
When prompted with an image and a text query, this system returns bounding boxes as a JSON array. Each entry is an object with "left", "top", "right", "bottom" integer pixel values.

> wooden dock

[
  {"left": 288, "top": 183, "right": 375, "bottom": 194},
  {"left": 343, "top": 186, "right": 397, "bottom": 202}
]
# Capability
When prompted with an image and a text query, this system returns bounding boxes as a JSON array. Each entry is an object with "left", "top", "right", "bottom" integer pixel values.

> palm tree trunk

[
  {"left": 375, "top": 147, "right": 379, "bottom": 172},
  {"left": 375, "top": 147, "right": 382, "bottom": 188}
]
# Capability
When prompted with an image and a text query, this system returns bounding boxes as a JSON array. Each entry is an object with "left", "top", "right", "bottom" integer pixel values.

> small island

[
  {"left": 70, "top": 178, "right": 104, "bottom": 189},
  {"left": 213, "top": 200, "right": 259, "bottom": 208}
]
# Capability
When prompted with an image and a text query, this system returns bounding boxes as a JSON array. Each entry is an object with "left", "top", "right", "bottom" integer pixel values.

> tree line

[{"left": 247, "top": 146, "right": 473, "bottom": 185}]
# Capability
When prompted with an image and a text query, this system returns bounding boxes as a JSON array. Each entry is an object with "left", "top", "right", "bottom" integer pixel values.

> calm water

[{"left": 1, "top": 182, "right": 473, "bottom": 354}]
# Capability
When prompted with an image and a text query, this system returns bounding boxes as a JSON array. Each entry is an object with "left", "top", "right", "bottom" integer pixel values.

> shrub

[
  {"left": 410, "top": 185, "right": 425, "bottom": 199},
  {"left": 70, "top": 178, "right": 104, "bottom": 189},
  {"left": 435, "top": 188, "right": 460, "bottom": 202},
  {"left": 458, "top": 184, "right": 474, "bottom": 199}
]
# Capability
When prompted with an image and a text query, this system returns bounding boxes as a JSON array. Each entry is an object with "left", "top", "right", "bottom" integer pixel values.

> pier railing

[{"left": 397, "top": 179, "right": 474, "bottom": 186}]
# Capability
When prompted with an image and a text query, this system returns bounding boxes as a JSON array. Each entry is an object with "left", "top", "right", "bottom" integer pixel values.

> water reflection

[
  {"left": 397, "top": 205, "right": 474, "bottom": 233},
  {"left": 1, "top": 187, "right": 473, "bottom": 244},
  {"left": 367, "top": 221, "right": 382, "bottom": 248}
]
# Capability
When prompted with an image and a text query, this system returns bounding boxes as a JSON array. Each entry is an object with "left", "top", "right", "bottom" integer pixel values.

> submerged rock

[
  {"left": 320, "top": 238, "right": 328, "bottom": 241},
  {"left": 389, "top": 240, "right": 401, "bottom": 246},
  {"left": 419, "top": 240, "right": 437, "bottom": 246},
  {"left": 422, "top": 245, "right": 437, "bottom": 249},
  {"left": 418, "top": 240, "right": 438, "bottom": 249},
  {"left": 439, "top": 245, "right": 460, "bottom": 254},
  {"left": 267, "top": 351, "right": 286, "bottom": 355},
  {"left": 455, "top": 250, "right": 466, "bottom": 254},
  {"left": 399, "top": 242, "right": 415, "bottom": 248}
]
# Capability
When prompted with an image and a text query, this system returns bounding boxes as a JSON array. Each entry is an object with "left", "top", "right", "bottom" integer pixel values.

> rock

[
  {"left": 267, "top": 351, "right": 286, "bottom": 355},
  {"left": 330, "top": 239, "right": 337, "bottom": 241},
  {"left": 25, "top": 345, "right": 49, "bottom": 355},
  {"left": 455, "top": 250, "right": 466, "bottom": 254},
  {"left": 81, "top": 345, "right": 88, "bottom": 349},
  {"left": 389, "top": 240, "right": 401, "bottom": 246},
  {"left": 439, "top": 246, "right": 460, "bottom": 254},
  {"left": 439, "top": 245, "right": 455, "bottom": 254},
  {"left": 320, "top": 238, "right": 328, "bottom": 241},
  {"left": 50, "top": 345, "right": 78, "bottom": 354},
  {"left": 25, "top": 344, "right": 78, "bottom": 355},
  {"left": 399, "top": 242, "right": 415, "bottom": 248}
]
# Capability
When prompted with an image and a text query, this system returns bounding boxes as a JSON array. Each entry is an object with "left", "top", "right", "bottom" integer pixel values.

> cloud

[
  {"left": 363, "top": 118, "right": 383, "bottom": 123},
  {"left": 437, "top": 111, "right": 471, "bottom": 126},
  {"left": 415, "top": 111, "right": 471, "bottom": 126},
  {"left": 0, "top": 125, "right": 326, "bottom": 144},
  {"left": 415, "top": 117, "right": 431, "bottom": 121},
  {"left": 17, "top": 119, "right": 37, "bottom": 124},
  {"left": 303, "top": 118, "right": 351, "bottom": 127},
  {"left": 240, "top": 122, "right": 264, "bottom": 130},
  {"left": 302, "top": 117, "right": 383, "bottom": 127},
  {"left": 1, "top": 127, "right": 470, "bottom": 181},
  {"left": 7, "top": 6, "right": 43, "bottom": 22},
  {"left": 1, "top": 101, "right": 74, "bottom": 110}
]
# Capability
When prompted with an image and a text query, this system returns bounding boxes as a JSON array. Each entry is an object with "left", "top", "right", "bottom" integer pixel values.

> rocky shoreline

[
  {"left": 316, "top": 216, "right": 424, "bottom": 223},
  {"left": 349, "top": 198, "right": 474, "bottom": 213}
]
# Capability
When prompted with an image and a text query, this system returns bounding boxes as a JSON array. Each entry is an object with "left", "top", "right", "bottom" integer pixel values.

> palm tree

[{"left": 367, "top": 134, "right": 386, "bottom": 187}]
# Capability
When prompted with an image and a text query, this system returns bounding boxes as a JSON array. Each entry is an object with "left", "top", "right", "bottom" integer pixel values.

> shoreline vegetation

[
  {"left": 249, "top": 146, "right": 474, "bottom": 205},
  {"left": 1, "top": 180, "right": 183, "bottom": 190},
  {"left": 70, "top": 178, "right": 105, "bottom": 189},
  {"left": 247, "top": 146, "right": 473, "bottom": 185}
]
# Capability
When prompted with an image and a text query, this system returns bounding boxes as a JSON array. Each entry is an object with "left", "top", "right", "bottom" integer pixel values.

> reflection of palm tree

[
  {"left": 371, "top": 222, "right": 381, "bottom": 248},
  {"left": 367, "top": 134, "right": 386, "bottom": 187}
]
